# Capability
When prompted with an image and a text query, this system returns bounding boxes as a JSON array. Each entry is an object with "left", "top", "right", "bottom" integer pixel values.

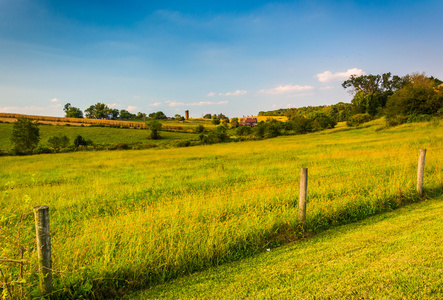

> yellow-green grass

[
  {"left": 1, "top": 118, "right": 442, "bottom": 298},
  {"left": 0, "top": 122, "right": 197, "bottom": 151},
  {"left": 253, "top": 116, "right": 288, "bottom": 122},
  {"left": 129, "top": 195, "right": 443, "bottom": 299}
]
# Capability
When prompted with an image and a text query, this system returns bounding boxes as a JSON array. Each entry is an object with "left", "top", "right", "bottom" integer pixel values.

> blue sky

[{"left": 1, "top": 0, "right": 442, "bottom": 118}]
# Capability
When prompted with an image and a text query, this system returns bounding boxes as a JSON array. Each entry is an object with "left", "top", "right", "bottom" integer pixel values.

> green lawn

[{"left": 129, "top": 195, "right": 443, "bottom": 299}]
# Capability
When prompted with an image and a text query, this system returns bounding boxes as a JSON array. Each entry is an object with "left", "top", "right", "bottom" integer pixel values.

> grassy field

[
  {"left": 1, "top": 118, "right": 442, "bottom": 298},
  {"left": 0, "top": 122, "right": 198, "bottom": 152},
  {"left": 130, "top": 195, "right": 443, "bottom": 299}
]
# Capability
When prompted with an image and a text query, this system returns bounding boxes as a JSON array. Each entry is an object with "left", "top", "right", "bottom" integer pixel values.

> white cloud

[
  {"left": 209, "top": 90, "right": 247, "bottom": 97},
  {"left": 224, "top": 90, "right": 247, "bottom": 96},
  {"left": 258, "top": 85, "right": 314, "bottom": 95},
  {"left": 108, "top": 103, "right": 123, "bottom": 109},
  {"left": 126, "top": 106, "right": 138, "bottom": 112},
  {"left": 150, "top": 102, "right": 162, "bottom": 107},
  {"left": 51, "top": 98, "right": 59, "bottom": 102},
  {"left": 168, "top": 101, "right": 186, "bottom": 107},
  {"left": 315, "top": 68, "right": 366, "bottom": 83},
  {"left": 168, "top": 101, "right": 228, "bottom": 107}
]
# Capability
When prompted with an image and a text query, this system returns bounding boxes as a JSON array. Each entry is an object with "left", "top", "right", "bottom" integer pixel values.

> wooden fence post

[
  {"left": 34, "top": 206, "right": 52, "bottom": 295},
  {"left": 299, "top": 168, "right": 308, "bottom": 226},
  {"left": 417, "top": 149, "right": 426, "bottom": 197}
]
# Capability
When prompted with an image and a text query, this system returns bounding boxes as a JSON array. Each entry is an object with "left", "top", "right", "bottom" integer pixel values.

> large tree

[
  {"left": 342, "top": 73, "right": 404, "bottom": 115},
  {"left": 85, "top": 102, "right": 111, "bottom": 119},
  {"left": 11, "top": 118, "right": 40, "bottom": 154},
  {"left": 386, "top": 73, "right": 443, "bottom": 118},
  {"left": 146, "top": 120, "right": 162, "bottom": 139},
  {"left": 63, "top": 103, "right": 83, "bottom": 118}
]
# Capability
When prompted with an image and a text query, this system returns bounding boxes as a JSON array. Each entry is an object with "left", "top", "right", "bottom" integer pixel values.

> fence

[{"left": 0, "top": 148, "right": 435, "bottom": 298}]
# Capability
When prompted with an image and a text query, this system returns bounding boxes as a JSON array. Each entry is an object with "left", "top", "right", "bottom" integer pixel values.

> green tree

[
  {"left": 109, "top": 109, "right": 120, "bottom": 119},
  {"left": 120, "top": 110, "right": 135, "bottom": 120},
  {"left": 386, "top": 73, "right": 443, "bottom": 119},
  {"left": 309, "top": 112, "right": 337, "bottom": 131},
  {"left": 289, "top": 115, "right": 313, "bottom": 134},
  {"left": 203, "top": 113, "right": 212, "bottom": 119},
  {"left": 48, "top": 135, "right": 70, "bottom": 150},
  {"left": 146, "top": 120, "right": 162, "bottom": 139},
  {"left": 85, "top": 102, "right": 110, "bottom": 119},
  {"left": 236, "top": 125, "right": 252, "bottom": 136},
  {"left": 193, "top": 125, "right": 206, "bottom": 133},
  {"left": 211, "top": 117, "right": 221, "bottom": 125},
  {"left": 63, "top": 103, "right": 83, "bottom": 118},
  {"left": 342, "top": 73, "right": 404, "bottom": 116},
  {"left": 230, "top": 117, "right": 239, "bottom": 128},
  {"left": 11, "top": 118, "right": 40, "bottom": 154},
  {"left": 74, "top": 135, "right": 92, "bottom": 147}
]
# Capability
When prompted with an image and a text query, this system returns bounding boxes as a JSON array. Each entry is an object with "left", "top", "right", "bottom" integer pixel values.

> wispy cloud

[
  {"left": 149, "top": 102, "right": 162, "bottom": 107},
  {"left": 315, "top": 68, "right": 366, "bottom": 83},
  {"left": 168, "top": 101, "right": 228, "bottom": 107},
  {"left": 223, "top": 90, "right": 247, "bottom": 96},
  {"left": 208, "top": 90, "right": 247, "bottom": 97},
  {"left": 258, "top": 85, "right": 314, "bottom": 95},
  {"left": 51, "top": 98, "right": 59, "bottom": 102}
]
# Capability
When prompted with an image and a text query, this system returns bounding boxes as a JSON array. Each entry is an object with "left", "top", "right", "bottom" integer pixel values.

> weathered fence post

[
  {"left": 417, "top": 149, "right": 426, "bottom": 197},
  {"left": 299, "top": 168, "right": 308, "bottom": 226},
  {"left": 34, "top": 206, "right": 52, "bottom": 295}
]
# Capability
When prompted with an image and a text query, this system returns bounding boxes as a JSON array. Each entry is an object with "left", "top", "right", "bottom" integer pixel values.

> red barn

[{"left": 240, "top": 118, "right": 258, "bottom": 127}]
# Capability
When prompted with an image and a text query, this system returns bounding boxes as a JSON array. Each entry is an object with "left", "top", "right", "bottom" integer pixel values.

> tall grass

[{"left": 0, "top": 119, "right": 442, "bottom": 298}]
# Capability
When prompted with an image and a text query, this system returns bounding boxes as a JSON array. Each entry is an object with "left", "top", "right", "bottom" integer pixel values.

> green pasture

[
  {"left": 131, "top": 195, "right": 443, "bottom": 299},
  {"left": 0, "top": 118, "right": 442, "bottom": 298},
  {"left": 0, "top": 122, "right": 197, "bottom": 152}
]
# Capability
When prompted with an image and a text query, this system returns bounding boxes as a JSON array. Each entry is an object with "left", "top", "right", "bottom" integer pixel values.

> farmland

[
  {"left": 1, "top": 118, "right": 442, "bottom": 298},
  {"left": 132, "top": 195, "right": 443, "bottom": 299},
  {"left": 0, "top": 121, "right": 196, "bottom": 152}
]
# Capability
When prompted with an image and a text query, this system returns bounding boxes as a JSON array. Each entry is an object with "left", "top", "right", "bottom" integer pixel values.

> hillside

[
  {"left": 1, "top": 118, "right": 442, "bottom": 298},
  {"left": 130, "top": 195, "right": 443, "bottom": 299}
]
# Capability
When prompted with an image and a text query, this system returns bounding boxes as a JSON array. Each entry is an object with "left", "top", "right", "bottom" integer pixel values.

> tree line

[
  {"left": 259, "top": 72, "right": 443, "bottom": 127},
  {"left": 64, "top": 103, "right": 182, "bottom": 121}
]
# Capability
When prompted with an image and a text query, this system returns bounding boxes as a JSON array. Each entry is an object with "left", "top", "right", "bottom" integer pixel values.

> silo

[{"left": 185, "top": 110, "right": 189, "bottom": 120}]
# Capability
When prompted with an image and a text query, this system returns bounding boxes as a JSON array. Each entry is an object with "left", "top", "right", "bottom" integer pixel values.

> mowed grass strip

[{"left": 129, "top": 195, "right": 443, "bottom": 300}]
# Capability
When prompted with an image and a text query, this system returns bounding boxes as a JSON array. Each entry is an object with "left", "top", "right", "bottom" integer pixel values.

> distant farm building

[{"left": 240, "top": 117, "right": 258, "bottom": 127}]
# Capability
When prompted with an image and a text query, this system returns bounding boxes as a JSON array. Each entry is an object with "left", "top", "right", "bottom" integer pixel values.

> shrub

[
  {"left": 117, "top": 143, "right": 130, "bottom": 150},
  {"left": 346, "top": 113, "right": 373, "bottom": 127},
  {"left": 48, "top": 135, "right": 70, "bottom": 150},
  {"left": 175, "top": 140, "right": 191, "bottom": 147},
  {"left": 211, "top": 118, "right": 221, "bottom": 125},
  {"left": 236, "top": 125, "right": 252, "bottom": 136},
  {"left": 386, "top": 115, "right": 407, "bottom": 127},
  {"left": 193, "top": 125, "right": 206, "bottom": 133},
  {"left": 33, "top": 145, "right": 52, "bottom": 154},
  {"left": 74, "top": 135, "right": 93, "bottom": 147}
]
